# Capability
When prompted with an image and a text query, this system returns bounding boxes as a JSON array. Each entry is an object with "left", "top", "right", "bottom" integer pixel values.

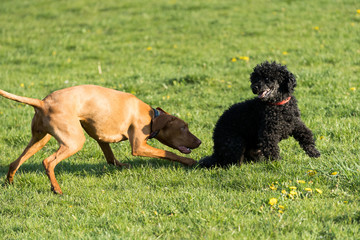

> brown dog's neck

[{"left": 149, "top": 108, "right": 160, "bottom": 139}]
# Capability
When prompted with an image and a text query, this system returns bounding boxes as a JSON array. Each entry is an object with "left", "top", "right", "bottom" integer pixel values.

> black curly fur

[{"left": 199, "top": 61, "right": 320, "bottom": 168}]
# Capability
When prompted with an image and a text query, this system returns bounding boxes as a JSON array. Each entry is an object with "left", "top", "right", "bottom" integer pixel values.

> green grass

[{"left": 1, "top": 0, "right": 360, "bottom": 239}]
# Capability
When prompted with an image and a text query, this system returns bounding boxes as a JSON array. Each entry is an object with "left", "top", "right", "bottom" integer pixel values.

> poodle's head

[{"left": 250, "top": 61, "right": 296, "bottom": 103}]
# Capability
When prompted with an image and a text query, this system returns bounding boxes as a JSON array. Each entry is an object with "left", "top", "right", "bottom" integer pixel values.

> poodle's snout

[{"left": 251, "top": 84, "right": 260, "bottom": 94}]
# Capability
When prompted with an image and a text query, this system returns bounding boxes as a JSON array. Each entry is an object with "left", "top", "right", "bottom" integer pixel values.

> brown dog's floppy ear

[
  {"left": 156, "top": 107, "right": 169, "bottom": 115},
  {"left": 152, "top": 114, "right": 176, "bottom": 132}
]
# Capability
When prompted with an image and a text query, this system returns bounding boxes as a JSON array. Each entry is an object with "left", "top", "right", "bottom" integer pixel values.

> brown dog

[{"left": 0, "top": 85, "right": 201, "bottom": 194}]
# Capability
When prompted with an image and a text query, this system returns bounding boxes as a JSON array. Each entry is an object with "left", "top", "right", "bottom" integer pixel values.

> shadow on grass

[{"left": 0, "top": 156, "right": 195, "bottom": 180}]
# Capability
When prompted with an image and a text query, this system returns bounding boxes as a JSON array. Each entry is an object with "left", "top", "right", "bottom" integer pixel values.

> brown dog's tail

[{"left": 0, "top": 89, "right": 44, "bottom": 109}]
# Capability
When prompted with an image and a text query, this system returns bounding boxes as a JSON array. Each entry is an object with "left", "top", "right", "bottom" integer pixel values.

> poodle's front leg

[
  {"left": 258, "top": 132, "right": 281, "bottom": 160},
  {"left": 292, "top": 121, "right": 320, "bottom": 158}
]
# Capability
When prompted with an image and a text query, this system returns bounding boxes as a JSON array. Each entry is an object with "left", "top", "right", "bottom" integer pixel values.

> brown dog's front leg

[
  {"left": 132, "top": 143, "right": 196, "bottom": 166},
  {"left": 97, "top": 141, "right": 130, "bottom": 168}
]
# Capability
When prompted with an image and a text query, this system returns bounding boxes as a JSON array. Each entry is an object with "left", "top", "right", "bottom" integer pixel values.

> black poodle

[{"left": 199, "top": 61, "right": 320, "bottom": 168}]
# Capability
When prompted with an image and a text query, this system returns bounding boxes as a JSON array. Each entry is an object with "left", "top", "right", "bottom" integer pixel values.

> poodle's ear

[{"left": 283, "top": 72, "right": 297, "bottom": 93}]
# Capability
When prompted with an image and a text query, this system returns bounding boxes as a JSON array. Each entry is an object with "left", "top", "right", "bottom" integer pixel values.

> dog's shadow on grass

[{"left": 0, "top": 157, "right": 195, "bottom": 180}]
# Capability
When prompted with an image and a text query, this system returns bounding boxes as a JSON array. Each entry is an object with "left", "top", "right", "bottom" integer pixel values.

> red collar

[{"left": 268, "top": 96, "right": 291, "bottom": 106}]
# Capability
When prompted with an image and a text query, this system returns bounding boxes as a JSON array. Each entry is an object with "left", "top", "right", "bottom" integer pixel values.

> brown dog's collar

[
  {"left": 268, "top": 96, "right": 291, "bottom": 106},
  {"left": 149, "top": 108, "right": 160, "bottom": 139}
]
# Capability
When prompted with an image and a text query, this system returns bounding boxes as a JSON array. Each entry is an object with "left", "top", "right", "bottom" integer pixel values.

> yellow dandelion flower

[
  {"left": 290, "top": 191, "right": 297, "bottom": 195},
  {"left": 320, "top": 136, "right": 325, "bottom": 140},
  {"left": 20, "top": 83, "right": 25, "bottom": 88},
  {"left": 282, "top": 51, "right": 288, "bottom": 55},
  {"left": 239, "top": 56, "right": 250, "bottom": 61},
  {"left": 304, "top": 188, "right": 312, "bottom": 192},
  {"left": 289, "top": 186, "right": 297, "bottom": 190},
  {"left": 279, "top": 210, "right": 284, "bottom": 214},
  {"left": 231, "top": 58, "right": 237, "bottom": 62},
  {"left": 269, "top": 198, "right": 278, "bottom": 206},
  {"left": 146, "top": 46, "right": 152, "bottom": 51},
  {"left": 154, "top": 211, "right": 158, "bottom": 215},
  {"left": 281, "top": 189, "right": 287, "bottom": 194},
  {"left": 278, "top": 205, "right": 285, "bottom": 210},
  {"left": 357, "top": 9, "right": 360, "bottom": 14},
  {"left": 331, "top": 172, "right": 338, "bottom": 176},
  {"left": 141, "top": 211, "right": 145, "bottom": 214},
  {"left": 297, "top": 180, "right": 306, "bottom": 184},
  {"left": 313, "top": 26, "right": 319, "bottom": 30},
  {"left": 67, "top": 58, "right": 71, "bottom": 63},
  {"left": 307, "top": 170, "right": 317, "bottom": 176},
  {"left": 315, "top": 188, "right": 323, "bottom": 194},
  {"left": 269, "top": 184, "right": 277, "bottom": 190},
  {"left": 344, "top": 201, "right": 348, "bottom": 204},
  {"left": 350, "top": 87, "right": 356, "bottom": 91}
]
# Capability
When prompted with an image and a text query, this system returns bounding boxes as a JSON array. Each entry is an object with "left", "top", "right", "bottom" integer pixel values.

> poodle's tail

[
  {"left": 0, "top": 89, "right": 44, "bottom": 110},
  {"left": 198, "top": 155, "right": 218, "bottom": 168}
]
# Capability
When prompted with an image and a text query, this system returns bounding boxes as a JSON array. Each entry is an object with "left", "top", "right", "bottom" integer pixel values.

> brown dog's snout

[
  {"left": 186, "top": 131, "right": 201, "bottom": 149},
  {"left": 193, "top": 138, "right": 201, "bottom": 148}
]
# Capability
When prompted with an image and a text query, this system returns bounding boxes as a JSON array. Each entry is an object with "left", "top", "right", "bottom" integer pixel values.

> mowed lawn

[{"left": 0, "top": 0, "right": 359, "bottom": 239}]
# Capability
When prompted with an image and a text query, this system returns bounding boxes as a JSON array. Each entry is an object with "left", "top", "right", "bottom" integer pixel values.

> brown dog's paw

[
  {"left": 51, "top": 186, "right": 63, "bottom": 195},
  {"left": 109, "top": 159, "right": 131, "bottom": 168},
  {"left": 119, "top": 163, "right": 131, "bottom": 169},
  {"left": 183, "top": 158, "right": 197, "bottom": 166}
]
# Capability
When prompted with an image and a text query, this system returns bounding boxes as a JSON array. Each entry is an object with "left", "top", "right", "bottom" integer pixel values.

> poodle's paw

[
  {"left": 245, "top": 148, "right": 263, "bottom": 161},
  {"left": 263, "top": 150, "right": 280, "bottom": 161},
  {"left": 198, "top": 156, "right": 216, "bottom": 168},
  {"left": 307, "top": 148, "right": 321, "bottom": 158}
]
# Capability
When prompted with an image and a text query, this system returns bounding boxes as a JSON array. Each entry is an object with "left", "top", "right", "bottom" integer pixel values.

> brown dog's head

[{"left": 152, "top": 108, "right": 201, "bottom": 154}]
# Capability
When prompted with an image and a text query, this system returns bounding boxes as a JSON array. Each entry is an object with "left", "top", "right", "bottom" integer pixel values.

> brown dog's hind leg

[
  {"left": 97, "top": 141, "right": 130, "bottom": 168},
  {"left": 42, "top": 140, "right": 85, "bottom": 194},
  {"left": 42, "top": 121, "right": 86, "bottom": 194},
  {"left": 7, "top": 133, "right": 52, "bottom": 184}
]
